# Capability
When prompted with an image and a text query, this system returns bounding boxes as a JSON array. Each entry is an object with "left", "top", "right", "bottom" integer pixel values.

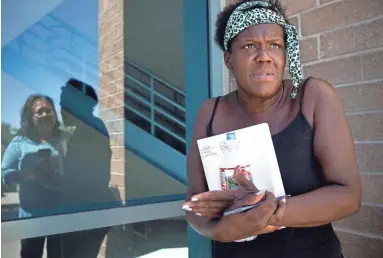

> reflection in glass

[
  {"left": 1, "top": 0, "right": 108, "bottom": 222},
  {"left": 1, "top": 218, "right": 188, "bottom": 258},
  {"left": 1, "top": 0, "right": 186, "bottom": 221},
  {"left": 2, "top": 96, "right": 63, "bottom": 215},
  {"left": 1, "top": 95, "right": 65, "bottom": 256},
  {"left": 2, "top": 0, "right": 188, "bottom": 256},
  {"left": 60, "top": 78, "right": 121, "bottom": 213}
]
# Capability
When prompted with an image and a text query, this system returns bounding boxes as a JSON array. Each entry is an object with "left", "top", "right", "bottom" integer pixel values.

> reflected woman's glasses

[{"left": 33, "top": 108, "right": 54, "bottom": 118}]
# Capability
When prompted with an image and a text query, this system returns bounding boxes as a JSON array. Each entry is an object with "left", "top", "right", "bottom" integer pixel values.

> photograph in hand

[{"left": 220, "top": 165, "right": 252, "bottom": 190}]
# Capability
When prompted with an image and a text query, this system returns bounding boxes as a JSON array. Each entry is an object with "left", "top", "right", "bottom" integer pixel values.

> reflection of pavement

[
  {"left": 100, "top": 218, "right": 188, "bottom": 258},
  {"left": 137, "top": 247, "right": 188, "bottom": 258},
  {"left": 2, "top": 192, "right": 20, "bottom": 221},
  {"left": 2, "top": 241, "right": 47, "bottom": 258},
  {"left": 1, "top": 192, "right": 19, "bottom": 206},
  {"left": 1, "top": 201, "right": 188, "bottom": 258},
  {"left": 1, "top": 192, "right": 22, "bottom": 258},
  {"left": 1, "top": 192, "right": 20, "bottom": 219},
  {"left": 1, "top": 241, "right": 21, "bottom": 258}
]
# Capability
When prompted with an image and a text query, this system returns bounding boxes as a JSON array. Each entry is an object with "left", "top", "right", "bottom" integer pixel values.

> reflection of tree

[
  {"left": 1, "top": 122, "right": 18, "bottom": 195},
  {"left": 1, "top": 123, "right": 17, "bottom": 158},
  {"left": 59, "top": 124, "right": 75, "bottom": 135}
]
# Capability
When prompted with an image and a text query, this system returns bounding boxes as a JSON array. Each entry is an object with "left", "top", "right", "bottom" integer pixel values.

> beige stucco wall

[{"left": 124, "top": 0, "right": 184, "bottom": 90}]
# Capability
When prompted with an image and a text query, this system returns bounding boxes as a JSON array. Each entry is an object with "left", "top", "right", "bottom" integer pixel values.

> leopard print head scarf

[{"left": 224, "top": 1, "right": 303, "bottom": 98}]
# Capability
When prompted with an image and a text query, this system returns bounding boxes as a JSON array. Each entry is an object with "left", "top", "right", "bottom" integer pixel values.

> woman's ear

[{"left": 224, "top": 52, "right": 233, "bottom": 70}]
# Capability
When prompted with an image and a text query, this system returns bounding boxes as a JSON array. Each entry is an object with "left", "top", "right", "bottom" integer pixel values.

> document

[{"left": 197, "top": 123, "right": 285, "bottom": 198}]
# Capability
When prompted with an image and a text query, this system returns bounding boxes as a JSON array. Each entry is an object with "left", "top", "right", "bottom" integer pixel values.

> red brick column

[
  {"left": 98, "top": 1, "right": 127, "bottom": 256},
  {"left": 98, "top": 0, "right": 126, "bottom": 202}
]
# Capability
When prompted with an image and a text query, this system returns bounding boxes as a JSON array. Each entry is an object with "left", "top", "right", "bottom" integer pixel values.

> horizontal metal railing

[{"left": 124, "top": 60, "right": 186, "bottom": 154}]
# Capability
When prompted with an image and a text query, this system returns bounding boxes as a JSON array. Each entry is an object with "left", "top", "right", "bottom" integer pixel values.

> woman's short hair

[
  {"left": 214, "top": 0, "right": 289, "bottom": 52},
  {"left": 18, "top": 95, "right": 61, "bottom": 141}
]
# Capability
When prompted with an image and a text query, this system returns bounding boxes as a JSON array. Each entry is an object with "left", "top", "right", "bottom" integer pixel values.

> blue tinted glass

[
  {"left": 2, "top": 219, "right": 187, "bottom": 258},
  {"left": 1, "top": 0, "right": 186, "bottom": 222}
]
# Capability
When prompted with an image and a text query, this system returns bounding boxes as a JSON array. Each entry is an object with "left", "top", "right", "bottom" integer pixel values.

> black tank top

[{"left": 208, "top": 78, "right": 343, "bottom": 258}]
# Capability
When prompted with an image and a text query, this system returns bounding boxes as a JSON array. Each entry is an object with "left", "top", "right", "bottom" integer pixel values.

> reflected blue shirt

[{"left": 1, "top": 135, "right": 66, "bottom": 218}]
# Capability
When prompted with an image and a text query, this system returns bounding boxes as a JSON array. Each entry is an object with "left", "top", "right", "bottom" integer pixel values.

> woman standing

[
  {"left": 183, "top": 0, "right": 362, "bottom": 257},
  {"left": 2, "top": 95, "right": 66, "bottom": 258}
]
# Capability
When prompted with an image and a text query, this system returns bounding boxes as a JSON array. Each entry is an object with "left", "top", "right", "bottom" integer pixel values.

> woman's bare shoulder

[
  {"left": 304, "top": 78, "right": 338, "bottom": 100},
  {"left": 304, "top": 77, "right": 344, "bottom": 120},
  {"left": 196, "top": 98, "right": 220, "bottom": 122},
  {"left": 196, "top": 92, "right": 233, "bottom": 122}
]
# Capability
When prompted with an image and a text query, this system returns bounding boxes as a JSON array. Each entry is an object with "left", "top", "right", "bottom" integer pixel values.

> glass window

[
  {"left": 1, "top": 217, "right": 188, "bottom": 258},
  {"left": 2, "top": 0, "right": 189, "bottom": 257},
  {"left": 1, "top": 0, "right": 186, "bottom": 222}
]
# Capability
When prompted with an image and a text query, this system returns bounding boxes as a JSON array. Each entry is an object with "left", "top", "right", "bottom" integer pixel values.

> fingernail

[
  {"left": 196, "top": 213, "right": 202, "bottom": 216},
  {"left": 281, "top": 198, "right": 286, "bottom": 204},
  {"left": 191, "top": 197, "right": 199, "bottom": 202},
  {"left": 182, "top": 205, "right": 191, "bottom": 211},
  {"left": 278, "top": 226, "right": 286, "bottom": 230},
  {"left": 256, "top": 190, "right": 265, "bottom": 196}
]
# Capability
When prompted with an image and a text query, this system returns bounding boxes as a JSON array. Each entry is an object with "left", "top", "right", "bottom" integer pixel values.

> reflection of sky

[{"left": 1, "top": 0, "right": 98, "bottom": 128}]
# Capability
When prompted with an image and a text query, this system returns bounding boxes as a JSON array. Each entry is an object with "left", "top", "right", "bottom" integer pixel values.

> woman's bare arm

[
  {"left": 271, "top": 78, "right": 362, "bottom": 227},
  {"left": 186, "top": 98, "right": 224, "bottom": 238}
]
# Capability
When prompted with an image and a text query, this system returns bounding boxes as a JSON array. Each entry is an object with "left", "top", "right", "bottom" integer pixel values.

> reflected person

[
  {"left": 60, "top": 78, "right": 117, "bottom": 257},
  {"left": 1, "top": 95, "right": 66, "bottom": 258}
]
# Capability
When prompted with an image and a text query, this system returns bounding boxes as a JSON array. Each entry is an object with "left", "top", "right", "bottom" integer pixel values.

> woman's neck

[{"left": 236, "top": 84, "right": 284, "bottom": 119}]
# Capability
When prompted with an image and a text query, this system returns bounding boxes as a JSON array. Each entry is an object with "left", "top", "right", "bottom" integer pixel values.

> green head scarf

[{"left": 224, "top": 1, "right": 303, "bottom": 98}]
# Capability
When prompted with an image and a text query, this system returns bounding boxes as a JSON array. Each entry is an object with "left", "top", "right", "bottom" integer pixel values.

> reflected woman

[{"left": 2, "top": 95, "right": 66, "bottom": 258}]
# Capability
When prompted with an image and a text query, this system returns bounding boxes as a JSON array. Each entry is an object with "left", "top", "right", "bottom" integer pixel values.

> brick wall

[
  {"left": 98, "top": 0, "right": 125, "bottom": 257},
  {"left": 99, "top": 0, "right": 126, "bottom": 202},
  {"left": 227, "top": 0, "right": 383, "bottom": 257}
]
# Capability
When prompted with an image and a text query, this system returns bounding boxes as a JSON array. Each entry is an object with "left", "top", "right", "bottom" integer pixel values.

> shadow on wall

[
  {"left": 59, "top": 78, "right": 124, "bottom": 257},
  {"left": 60, "top": 78, "right": 123, "bottom": 211}
]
